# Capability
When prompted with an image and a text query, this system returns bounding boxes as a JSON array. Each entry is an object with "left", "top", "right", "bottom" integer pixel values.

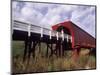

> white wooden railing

[{"left": 12, "top": 20, "right": 72, "bottom": 42}]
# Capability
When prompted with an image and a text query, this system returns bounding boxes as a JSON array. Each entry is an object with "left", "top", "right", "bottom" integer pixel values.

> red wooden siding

[{"left": 52, "top": 21, "right": 96, "bottom": 48}]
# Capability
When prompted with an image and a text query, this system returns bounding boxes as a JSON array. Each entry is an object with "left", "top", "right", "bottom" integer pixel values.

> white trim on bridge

[{"left": 13, "top": 20, "right": 72, "bottom": 42}]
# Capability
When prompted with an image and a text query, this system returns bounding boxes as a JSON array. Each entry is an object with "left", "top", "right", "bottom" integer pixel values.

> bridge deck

[{"left": 12, "top": 20, "right": 72, "bottom": 42}]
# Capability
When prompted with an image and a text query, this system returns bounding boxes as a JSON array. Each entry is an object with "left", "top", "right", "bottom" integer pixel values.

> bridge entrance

[{"left": 56, "top": 26, "right": 72, "bottom": 50}]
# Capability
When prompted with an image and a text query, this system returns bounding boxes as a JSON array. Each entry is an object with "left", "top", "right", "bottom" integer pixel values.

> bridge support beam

[
  {"left": 23, "top": 36, "right": 38, "bottom": 62},
  {"left": 23, "top": 36, "right": 32, "bottom": 62},
  {"left": 23, "top": 39, "right": 28, "bottom": 62},
  {"left": 72, "top": 47, "right": 80, "bottom": 61}
]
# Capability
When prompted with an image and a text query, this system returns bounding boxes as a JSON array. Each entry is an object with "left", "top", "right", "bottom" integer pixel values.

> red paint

[{"left": 52, "top": 21, "right": 96, "bottom": 49}]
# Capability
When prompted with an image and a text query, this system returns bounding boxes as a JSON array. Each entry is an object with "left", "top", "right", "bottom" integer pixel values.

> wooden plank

[{"left": 13, "top": 20, "right": 71, "bottom": 40}]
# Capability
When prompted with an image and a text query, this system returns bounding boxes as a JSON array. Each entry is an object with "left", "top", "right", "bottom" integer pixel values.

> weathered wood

[
  {"left": 23, "top": 39, "right": 28, "bottom": 62},
  {"left": 13, "top": 20, "right": 71, "bottom": 40},
  {"left": 46, "top": 43, "right": 49, "bottom": 57},
  {"left": 13, "top": 20, "right": 73, "bottom": 62}
]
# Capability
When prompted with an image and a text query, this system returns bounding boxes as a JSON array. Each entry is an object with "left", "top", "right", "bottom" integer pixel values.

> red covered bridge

[
  {"left": 52, "top": 21, "right": 96, "bottom": 58},
  {"left": 52, "top": 21, "right": 96, "bottom": 48},
  {"left": 13, "top": 20, "right": 96, "bottom": 62}
]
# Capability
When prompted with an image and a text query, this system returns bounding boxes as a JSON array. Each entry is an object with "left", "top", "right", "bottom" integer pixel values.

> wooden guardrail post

[
  {"left": 61, "top": 30, "right": 64, "bottom": 41},
  {"left": 56, "top": 32, "right": 59, "bottom": 40},
  {"left": 49, "top": 28, "right": 52, "bottom": 40},
  {"left": 23, "top": 24, "right": 31, "bottom": 62},
  {"left": 41, "top": 27, "right": 43, "bottom": 38}
]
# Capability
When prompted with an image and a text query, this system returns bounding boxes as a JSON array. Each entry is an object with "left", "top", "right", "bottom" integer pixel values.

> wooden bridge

[
  {"left": 12, "top": 20, "right": 72, "bottom": 62},
  {"left": 12, "top": 20, "right": 96, "bottom": 62}
]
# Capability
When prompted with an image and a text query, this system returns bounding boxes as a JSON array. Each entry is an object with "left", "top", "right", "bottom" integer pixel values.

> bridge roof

[{"left": 52, "top": 21, "right": 96, "bottom": 48}]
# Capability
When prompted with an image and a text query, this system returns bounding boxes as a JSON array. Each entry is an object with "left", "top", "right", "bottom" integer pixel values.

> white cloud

[
  {"left": 13, "top": 2, "right": 44, "bottom": 25},
  {"left": 40, "top": 5, "right": 77, "bottom": 27},
  {"left": 12, "top": 1, "right": 96, "bottom": 37},
  {"left": 21, "top": 6, "right": 33, "bottom": 16},
  {"left": 70, "top": 6, "right": 95, "bottom": 37}
]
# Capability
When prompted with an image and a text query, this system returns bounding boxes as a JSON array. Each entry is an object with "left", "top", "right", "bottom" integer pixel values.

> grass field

[{"left": 12, "top": 41, "right": 96, "bottom": 74}]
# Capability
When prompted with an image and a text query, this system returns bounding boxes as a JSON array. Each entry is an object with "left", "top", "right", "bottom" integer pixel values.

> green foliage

[
  {"left": 12, "top": 41, "right": 24, "bottom": 56},
  {"left": 12, "top": 41, "right": 96, "bottom": 73}
]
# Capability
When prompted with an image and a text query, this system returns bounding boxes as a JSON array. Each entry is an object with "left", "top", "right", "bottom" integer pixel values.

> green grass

[
  {"left": 12, "top": 41, "right": 96, "bottom": 74},
  {"left": 12, "top": 41, "right": 24, "bottom": 56}
]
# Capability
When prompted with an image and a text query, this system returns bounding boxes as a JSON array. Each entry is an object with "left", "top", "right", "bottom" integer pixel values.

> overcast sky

[{"left": 12, "top": 1, "right": 96, "bottom": 38}]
